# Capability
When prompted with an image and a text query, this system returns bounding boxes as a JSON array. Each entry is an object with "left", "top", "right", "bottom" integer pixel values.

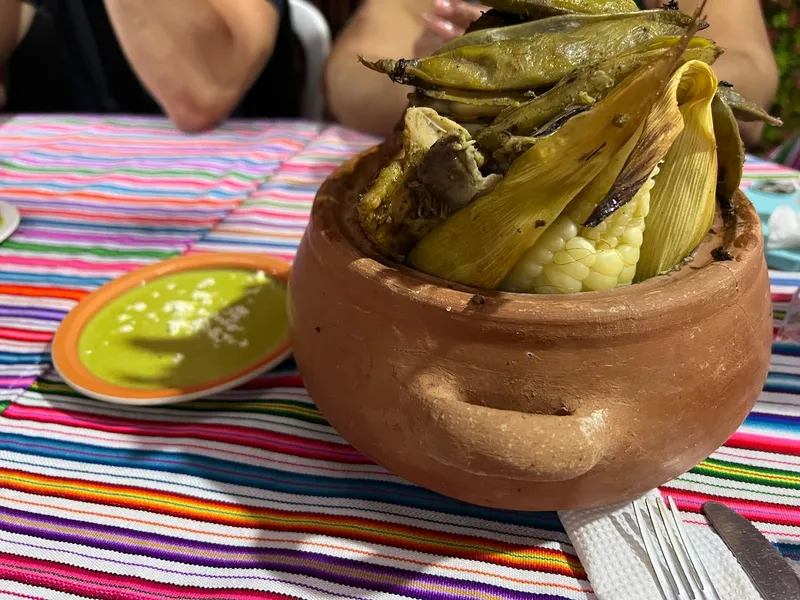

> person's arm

[
  {"left": 103, "top": 0, "right": 281, "bottom": 132},
  {"left": 645, "top": 0, "right": 779, "bottom": 147},
  {"left": 326, "top": 0, "right": 483, "bottom": 137},
  {"left": 0, "top": 0, "right": 35, "bottom": 109}
]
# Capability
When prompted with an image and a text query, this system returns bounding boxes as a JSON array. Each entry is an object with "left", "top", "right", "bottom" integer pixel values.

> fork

[{"left": 633, "top": 496, "right": 723, "bottom": 600}]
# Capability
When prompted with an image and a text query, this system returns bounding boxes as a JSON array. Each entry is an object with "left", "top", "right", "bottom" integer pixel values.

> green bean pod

[
  {"left": 710, "top": 93, "right": 745, "bottom": 260},
  {"left": 410, "top": 88, "right": 531, "bottom": 122},
  {"left": 476, "top": 36, "right": 722, "bottom": 151},
  {"left": 361, "top": 17, "right": 691, "bottom": 91},
  {"left": 711, "top": 94, "right": 745, "bottom": 203},
  {"left": 483, "top": 0, "right": 638, "bottom": 18},
  {"left": 716, "top": 82, "right": 783, "bottom": 126},
  {"left": 462, "top": 9, "right": 525, "bottom": 35},
  {"left": 436, "top": 9, "right": 695, "bottom": 54}
]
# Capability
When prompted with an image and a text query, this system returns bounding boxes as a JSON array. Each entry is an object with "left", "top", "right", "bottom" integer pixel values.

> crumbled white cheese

[
  {"left": 163, "top": 300, "right": 195, "bottom": 316},
  {"left": 166, "top": 283, "right": 176, "bottom": 291},
  {"left": 116, "top": 313, "right": 132, "bottom": 323},
  {"left": 191, "top": 290, "right": 214, "bottom": 306},
  {"left": 173, "top": 353, "right": 184, "bottom": 364},
  {"left": 130, "top": 302, "right": 147, "bottom": 312},
  {"left": 197, "top": 277, "right": 216, "bottom": 289},
  {"left": 118, "top": 324, "right": 134, "bottom": 334}
]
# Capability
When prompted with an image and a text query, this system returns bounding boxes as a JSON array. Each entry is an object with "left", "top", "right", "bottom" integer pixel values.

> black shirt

[{"left": 5, "top": 0, "right": 299, "bottom": 119}]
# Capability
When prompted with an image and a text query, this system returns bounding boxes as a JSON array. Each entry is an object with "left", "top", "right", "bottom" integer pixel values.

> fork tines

[{"left": 633, "top": 496, "right": 722, "bottom": 600}]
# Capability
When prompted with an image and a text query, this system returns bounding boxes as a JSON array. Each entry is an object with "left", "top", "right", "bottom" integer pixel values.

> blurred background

[
  {"left": 759, "top": 0, "right": 798, "bottom": 153},
  {"left": 305, "top": 0, "right": 797, "bottom": 155}
]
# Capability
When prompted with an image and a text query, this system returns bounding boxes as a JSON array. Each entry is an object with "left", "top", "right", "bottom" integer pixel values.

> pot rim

[{"left": 309, "top": 146, "right": 765, "bottom": 332}]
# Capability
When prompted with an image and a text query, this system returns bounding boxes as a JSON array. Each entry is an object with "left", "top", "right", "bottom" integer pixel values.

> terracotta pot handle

[{"left": 408, "top": 374, "right": 617, "bottom": 483}]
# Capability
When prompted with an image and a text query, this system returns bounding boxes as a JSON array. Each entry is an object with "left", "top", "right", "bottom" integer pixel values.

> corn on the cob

[
  {"left": 501, "top": 165, "right": 658, "bottom": 293},
  {"left": 356, "top": 2, "right": 778, "bottom": 295},
  {"left": 502, "top": 59, "right": 717, "bottom": 294},
  {"left": 407, "top": 35, "right": 693, "bottom": 289}
]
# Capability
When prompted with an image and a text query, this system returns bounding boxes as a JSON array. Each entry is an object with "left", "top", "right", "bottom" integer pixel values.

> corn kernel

[
  {"left": 617, "top": 244, "right": 640, "bottom": 265},
  {"left": 584, "top": 272, "right": 619, "bottom": 291},
  {"left": 619, "top": 265, "right": 637, "bottom": 285},
  {"left": 501, "top": 166, "right": 659, "bottom": 294},
  {"left": 553, "top": 250, "right": 575, "bottom": 265},
  {"left": 558, "top": 259, "right": 591, "bottom": 281},
  {"left": 530, "top": 247, "right": 554, "bottom": 266},
  {"left": 594, "top": 249, "right": 625, "bottom": 277},
  {"left": 542, "top": 264, "right": 584, "bottom": 293},
  {"left": 622, "top": 226, "right": 644, "bottom": 247}
]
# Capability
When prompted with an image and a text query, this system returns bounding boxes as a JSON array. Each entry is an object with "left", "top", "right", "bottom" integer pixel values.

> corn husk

[
  {"left": 436, "top": 9, "right": 694, "bottom": 54},
  {"left": 584, "top": 62, "right": 715, "bottom": 227},
  {"left": 635, "top": 61, "right": 719, "bottom": 282},
  {"left": 406, "top": 33, "right": 694, "bottom": 289},
  {"left": 500, "top": 121, "right": 644, "bottom": 293},
  {"left": 359, "top": 15, "right": 691, "bottom": 91}
]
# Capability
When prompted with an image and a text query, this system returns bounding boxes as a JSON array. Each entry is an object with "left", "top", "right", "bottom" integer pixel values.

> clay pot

[{"left": 288, "top": 147, "right": 773, "bottom": 511}]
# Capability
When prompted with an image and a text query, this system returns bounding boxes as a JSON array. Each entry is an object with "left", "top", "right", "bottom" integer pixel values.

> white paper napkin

[{"left": 558, "top": 490, "right": 766, "bottom": 600}]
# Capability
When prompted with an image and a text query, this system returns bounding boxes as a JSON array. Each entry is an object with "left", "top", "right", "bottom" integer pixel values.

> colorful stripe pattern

[
  {"left": 0, "top": 115, "right": 798, "bottom": 599},
  {"left": 740, "top": 153, "right": 800, "bottom": 188}
]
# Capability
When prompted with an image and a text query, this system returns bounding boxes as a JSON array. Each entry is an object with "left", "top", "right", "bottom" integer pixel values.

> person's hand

[{"left": 413, "top": 0, "right": 486, "bottom": 58}]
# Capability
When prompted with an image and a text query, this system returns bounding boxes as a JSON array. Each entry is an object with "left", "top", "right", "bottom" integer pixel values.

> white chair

[{"left": 288, "top": 0, "right": 332, "bottom": 121}]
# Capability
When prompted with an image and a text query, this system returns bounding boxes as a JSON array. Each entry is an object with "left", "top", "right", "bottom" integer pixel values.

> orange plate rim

[{"left": 52, "top": 252, "right": 293, "bottom": 405}]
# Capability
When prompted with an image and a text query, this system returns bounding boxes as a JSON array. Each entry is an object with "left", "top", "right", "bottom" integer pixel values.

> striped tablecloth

[{"left": 0, "top": 115, "right": 799, "bottom": 600}]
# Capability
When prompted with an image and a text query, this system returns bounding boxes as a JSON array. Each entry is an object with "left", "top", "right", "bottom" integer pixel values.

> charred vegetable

[
  {"left": 361, "top": 13, "right": 692, "bottom": 91},
  {"left": 483, "top": 0, "right": 639, "bottom": 18},
  {"left": 407, "top": 42, "right": 689, "bottom": 289},
  {"left": 355, "top": 0, "right": 781, "bottom": 294},
  {"left": 711, "top": 94, "right": 745, "bottom": 203},
  {"left": 436, "top": 9, "right": 695, "bottom": 54},
  {"left": 463, "top": 9, "right": 525, "bottom": 35},
  {"left": 477, "top": 36, "right": 721, "bottom": 151},
  {"left": 716, "top": 81, "right": 783, "bottom": 126},
  {"left": 357, "top": 108, "right": 500, "bottom": 261},
  {"left": 409, "top": 88, "right": 530, "bottom": 123}
]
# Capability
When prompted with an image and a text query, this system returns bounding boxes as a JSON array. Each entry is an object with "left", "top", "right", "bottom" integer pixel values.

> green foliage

[{"left": 760, "top": 0, "right": 800, "bottom": 150}]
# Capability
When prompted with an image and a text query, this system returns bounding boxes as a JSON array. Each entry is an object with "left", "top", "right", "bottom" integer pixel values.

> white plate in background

[{"left": 0, "top": 200, "right": 20, "bottom": 243}]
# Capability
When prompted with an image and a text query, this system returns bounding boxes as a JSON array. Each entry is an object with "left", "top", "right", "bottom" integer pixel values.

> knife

[{"left": 702, "top": 501, "right": 800, "bottom": 600}]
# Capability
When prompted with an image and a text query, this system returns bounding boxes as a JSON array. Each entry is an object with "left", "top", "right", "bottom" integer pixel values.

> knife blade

[{"left": 702, "top": 501, "right": 800, "bottom": 600}]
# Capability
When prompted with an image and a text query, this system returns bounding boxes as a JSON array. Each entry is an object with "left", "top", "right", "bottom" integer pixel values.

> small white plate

[{"left": 0, "top": 200, "right": 20, "bottom": 243}]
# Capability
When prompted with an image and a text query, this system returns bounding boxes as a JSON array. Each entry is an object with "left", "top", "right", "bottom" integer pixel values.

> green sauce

[{"left": 78, "top": 268, "right": 288, "bottom": 390}]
